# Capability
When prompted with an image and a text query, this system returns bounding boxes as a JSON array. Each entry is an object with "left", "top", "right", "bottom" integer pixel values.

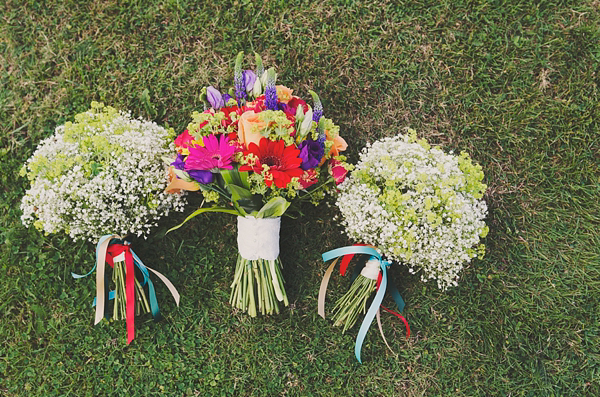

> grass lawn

[{"left": 1, "top": 0, "right": 599, "bottom": 395}]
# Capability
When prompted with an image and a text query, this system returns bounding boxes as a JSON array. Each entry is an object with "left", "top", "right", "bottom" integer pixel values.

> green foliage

[{"left": 1, "top": 0, "right": 599, "bottom": 396}]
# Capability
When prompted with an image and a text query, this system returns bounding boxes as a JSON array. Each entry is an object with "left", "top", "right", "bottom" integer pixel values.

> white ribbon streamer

[{"left": 237, "top": 216, "right": 281, "bottom": 260}]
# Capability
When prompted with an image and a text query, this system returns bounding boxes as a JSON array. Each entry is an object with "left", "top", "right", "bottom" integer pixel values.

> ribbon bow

[
  {"left": 319, "top": 245, "right": 410, "bottom": 363},
  {"left": 72, "top": 234, "right": 180, "bottom": 344}
]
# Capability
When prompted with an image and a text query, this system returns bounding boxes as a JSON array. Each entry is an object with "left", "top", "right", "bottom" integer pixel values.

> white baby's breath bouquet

[
  {"left": 20, "top": 103, "right": 186, "bottom": 342},
  {"left": 330, "top": 129, "right": 488, "bottom": 330},
  {"left": 20, "top": 102, "right": 186, "bottom": 242}
]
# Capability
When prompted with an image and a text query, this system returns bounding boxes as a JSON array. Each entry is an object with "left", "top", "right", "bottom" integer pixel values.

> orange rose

[
  {"left": 276, "top": 85, "right": 294, "bottom": 104},
  {"left": 238, "top": 110, "right": 267, "bottom": 148}
]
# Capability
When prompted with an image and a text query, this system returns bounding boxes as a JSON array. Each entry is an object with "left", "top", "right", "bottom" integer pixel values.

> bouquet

[
  {"left": 20, "top": 103, "right": 184, "bottom": 342},
  {"left": 320, "top": 129, "right": 488, "bottom": 361},
  {"left": 166, "top": 52, "right": 350, "bottom": 316}
]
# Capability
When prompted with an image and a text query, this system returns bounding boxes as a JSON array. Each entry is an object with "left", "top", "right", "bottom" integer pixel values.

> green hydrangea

[
  {"left": 20, "top": 103, "right": 187, "bottom": 242},
  {"left": 336, "top": 131, "right": 488, "bottom": 290}
]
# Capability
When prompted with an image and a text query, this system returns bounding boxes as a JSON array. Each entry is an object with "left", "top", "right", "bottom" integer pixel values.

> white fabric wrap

[
  {"left": 237, "top": 216, "right": 281, "bottom": 261},
  {"left": 361, "top": 258, "right": 381, "bottom": 280},
  {"left": 113, "top": 252, "right": 126, "bottom": 263}
]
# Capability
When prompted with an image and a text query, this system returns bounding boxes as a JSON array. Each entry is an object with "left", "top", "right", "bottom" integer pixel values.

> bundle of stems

[
  {"left": 229, "top": 254, "right": 288, "bottom": 317},
  {"left": 331, "top": 274, "right": 376, "bottom": 333},
  {"left": 111, "top": 260, "right": 150, "bottom": 321}
]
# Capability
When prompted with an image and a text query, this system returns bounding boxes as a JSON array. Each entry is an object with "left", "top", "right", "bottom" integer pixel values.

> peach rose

[
  {"left": 165, "top": 168, "right": 200, "bottom": 194},
  {"left": 328, "top": 132, "right": 348, "bottom": 157},
  {"left": 238, "top": 110, "right": 267, "bottom": 149},
  {"left": 276, "top": 85, "right": 294, "bottom": 104},
  {"left": 318, "top": 130, "right": 348, "bottom": 166}
]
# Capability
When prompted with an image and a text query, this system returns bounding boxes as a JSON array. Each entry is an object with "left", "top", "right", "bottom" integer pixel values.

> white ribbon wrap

[
  {"left": 361, "top": 258, "right": 381, "bottom": 280},
  {"left": 113, "top": 252, "right": 126, "bottom": 263},
  {"left": 237, "top": 216, "right": 281, "bottom": 261}
]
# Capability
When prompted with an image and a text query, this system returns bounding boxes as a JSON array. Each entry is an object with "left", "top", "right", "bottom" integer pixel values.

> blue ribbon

[
  {"left": 322, "top": 246, "right": 405, "bottom": 363},
  {"left": 72, "top": 237, "right": 162, "bottom": 321}
]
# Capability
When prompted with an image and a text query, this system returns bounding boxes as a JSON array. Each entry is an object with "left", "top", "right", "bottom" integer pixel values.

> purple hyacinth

[
  {"left": 265, "top": 68, "right": 277, "bottom": 111},
  {"left": 310, "top": 90, "right": 323, "bottom": 122},
  {"left": 234, "top": 52, "right": 247, "bottom": 105},
  {"left": 312, "top": 104, "right": 323, "bottom": 122}
]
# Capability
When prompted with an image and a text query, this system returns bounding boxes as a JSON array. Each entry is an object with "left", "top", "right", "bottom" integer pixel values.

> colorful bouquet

[
  {"left": 320, "top": 130, "right": 488, "bottom": 361},
  {"left": 20, "top": 103, "right": 183, "bottom": 342},
  {"left": 166, "top": 52, "right": 350, "bottom": 316}
]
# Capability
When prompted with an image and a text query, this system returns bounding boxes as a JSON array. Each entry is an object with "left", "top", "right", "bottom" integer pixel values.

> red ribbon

[
  {"left": 375, "top": 276, "right": 410, "bottom": 339},
  {"left": 339, "top": 243, "right": 370, "bottom": 276},
  {"left": 380, "top": 305, "right": 411, "bottom": 338},
  {"left": 106, "top": 244, "right": 136, "bottom": 344}
]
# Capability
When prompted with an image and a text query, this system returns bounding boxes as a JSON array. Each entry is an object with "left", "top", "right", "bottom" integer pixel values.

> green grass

[{"left": 1, "top": 0, "right": 599, "bottom": 395}]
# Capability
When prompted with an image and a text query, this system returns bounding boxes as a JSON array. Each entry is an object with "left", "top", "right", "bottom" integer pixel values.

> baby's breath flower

[
  {"left": 21, "top": 104, "right": 187, "bottom": 241},
  {"left": 336, "top": 131, "right": 488, "bottom": 290}
]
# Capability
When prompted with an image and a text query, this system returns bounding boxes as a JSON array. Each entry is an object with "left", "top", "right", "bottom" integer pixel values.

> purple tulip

[
  {"left": 242, "top": 70, "right": 257, "bottom": 94},
  {"left": 206, "top": 86, "right": 224, "bottom": 109},
  {"left": 171, "top": 153, "right": 186, "bottom": 170},
  {"left": 298, "top": 139, "right": 325, "bottom": 170},
  {"left": 187, "top": 169, "right": 214, "bottom": 184}
]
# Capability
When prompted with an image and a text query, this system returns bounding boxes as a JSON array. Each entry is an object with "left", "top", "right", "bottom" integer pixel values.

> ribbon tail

[
  {"left": 130, "top": 250, "right": 160, "bottom": 320},
  {"left": 71, "top": 264, "right": 96, "bottom": 279},
  {"left": 355, "top": 264, "right": 387, "bottom": 364},
  {"left": 146, "top": 267, "right": 181, "bottom": 306},
  {"left": 376, "top": 308, "right": 396, "bottom": 355},
  {"left": 125, "top": 252, "right": 136, "bottom": 344},
  {"left": 387, "top": 274, "right": 405, "bottom": 313},
  {"left": 382, "top": 305, "right": 411, "bottom": 339},
  {"left": 130, "top": 250, "right": 151, "bottom": 287},
  {"left": 318, "top": 258, "right": 339, "bottom": 319},
  {"left": 94, "top": 235, "right": 118, "bottom": 325}
]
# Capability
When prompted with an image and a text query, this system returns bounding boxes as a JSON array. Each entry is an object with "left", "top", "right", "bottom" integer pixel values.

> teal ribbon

[
  {"left": 72, "top": 236, "right": 162, "bottom": 321},
  {"left": 322, "top": 246, "right": 404, "bottom": 363}
]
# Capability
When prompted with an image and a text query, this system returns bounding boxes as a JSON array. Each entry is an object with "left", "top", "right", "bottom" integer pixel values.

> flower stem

[
  {"left": 331, "top": 275, "right": 376, "bottom": 333},
  {"left": 135, "top": 277, "right": 150, "bottom": 314}
]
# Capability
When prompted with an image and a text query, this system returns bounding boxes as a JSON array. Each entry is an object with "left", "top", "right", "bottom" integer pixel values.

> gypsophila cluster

[
  {"left": 20, "top": 102, "right": 187, "bottom": 242},
  {"left": 336, "top": 129, "right": 489, "bottom": 290}
]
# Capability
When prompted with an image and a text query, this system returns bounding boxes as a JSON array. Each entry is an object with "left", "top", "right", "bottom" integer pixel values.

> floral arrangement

[
  {"left": 335, "top": 130, "right": 488, "bottom": 292},
  {"left": 20, "top": 102, "right": 186, "bottom": 241},
  {"left": 166, "top": 52, "right": 351, "bottom": 316},
  {"left": 320, "top": 129, "right": 487, "bottom": 361},
  {"left": 20, "top": 103, "right": 184, "bottom": 342}
]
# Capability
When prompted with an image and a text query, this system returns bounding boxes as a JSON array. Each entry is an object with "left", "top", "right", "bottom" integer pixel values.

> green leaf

[
  {"left": 173, "top": 168, "right": 194, "bottom": 182},
  {"left": 228, "top": 184, "right": 252, "bottom": 200},
  {"left": 166, "top": 206, "right": 241, "bottom": 234},
  {"left": 220, "top": 167, "right": 250, "bottom": 190},
  {"left": 220, "top": 167, "right": 255, "bottom": 215},
  {"left": 255, "top": 197, "right": 290, "bottom": 219}
]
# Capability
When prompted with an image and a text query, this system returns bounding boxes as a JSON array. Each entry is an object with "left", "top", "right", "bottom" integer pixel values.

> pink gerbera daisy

[{"left": 185, "top": 134, "right": 237, "bottom": 171}]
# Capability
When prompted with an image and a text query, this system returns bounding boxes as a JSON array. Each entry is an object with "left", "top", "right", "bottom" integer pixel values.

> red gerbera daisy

[{"left": 239, "top": 138, "right": 303, "bottom": 189}]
